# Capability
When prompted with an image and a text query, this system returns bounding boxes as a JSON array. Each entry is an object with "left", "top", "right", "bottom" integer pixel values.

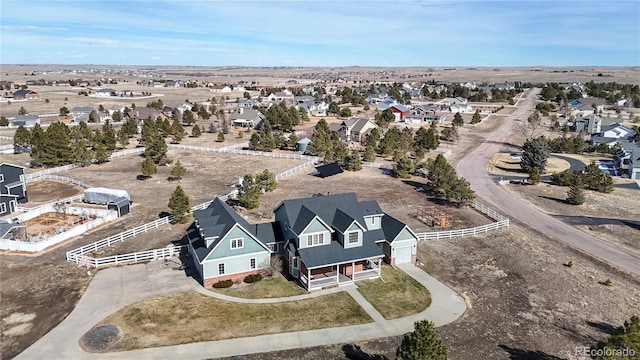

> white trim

[
  {"left": 347, "top": 230, "right": 360, "bottom": 244},
  {"left": 305, "top": 255, "right": 384, "bottom": 270},
  {"left": 299, "top": 215, "right": 333, "bottom": 236},
  {"left": 305, "top": 231, "right": 326, "bottom": 247},
  {"left": 5, "top": 182, "right": 25, "bottom": 189},
  {"left": 268, "top": 242, "right": 279, "bottom": 252},
  {"left": 202, "top": 250, "right": 268, "bottom": 264},
  {"left": 391, "top": 225, "right": 420, "bottom": 243},
  {"left": 230, "top": 237, "right": 244, "bottom": 250}
]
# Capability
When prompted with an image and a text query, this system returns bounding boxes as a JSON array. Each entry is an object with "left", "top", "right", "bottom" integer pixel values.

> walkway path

[{"left": 16, "top": 261, "right": 466, "bottom": 360}]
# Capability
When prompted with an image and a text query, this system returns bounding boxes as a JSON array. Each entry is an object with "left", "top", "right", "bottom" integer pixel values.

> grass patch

[
  {"left": 209, "top": 277, "right": 307, "bottom": 299},
  {"left": 357, "top": 265, "right": 431, "bottom": 320},
  {"left": 96, "top": 291, "right": 371, "bottom": 351}
]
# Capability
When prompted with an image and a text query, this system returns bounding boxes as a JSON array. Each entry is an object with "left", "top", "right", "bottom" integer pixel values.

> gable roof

[
  {"left": 297, "top": 239, "right": 383, "bottom": 268},
  {"left": 381, "top": 214, "right": 417, "bottom": 243}
]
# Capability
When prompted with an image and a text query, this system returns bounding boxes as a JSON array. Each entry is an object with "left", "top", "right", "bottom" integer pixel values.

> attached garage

[{"left": 393, "top": 245, "right": 414, "bottom": 264}]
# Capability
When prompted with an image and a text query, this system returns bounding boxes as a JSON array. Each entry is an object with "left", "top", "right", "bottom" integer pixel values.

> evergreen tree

[
  {"left": 426, "top": 122, "right": 440, "bottom": 149},
  {"left": 140, "top": 118, "right": 157, "bottom": 146},
  {"left": 343, "top": 150, "right": 363, "bottom": 171},
  {"left": 528, "top": 167, "right": 541, "bottom": 185},
  {"left": 29, "top": 123, "right": 46, "bottom": 165},
  {"left": 73, "top": 140, "right": 93, "bottom": 167},
  {"left": 222, "top": 120, "right": 229, "bottom": 134},
  {"left": 592, "top": 315, "right": 640, "bottom": 360},
  {"left": 583, "top": 162, "right": 615, "bottom": 193},
  {"left": 191, "top": 124, "right": 202, "bottom": 137},
  {"left": 288, "top": 133, "right": 298, "bottom": 150},
  {"left": 396, "top": 320, "right": 448, "bottom": 360},
  {"left": 520, "top": 136, "right": 549, "bottom": 173},
  {"left": 117, "top": 127, "right": 129, "bottom": 149},
  {"left": 170, "top": 160, "right": 187, "bottom": 180},
  {"left": 299, "top": 108, "right": 310, "bottom": 122},
  {"left": 217, "top": 132, "right": 225, "bottom": 142},
  {"left": 13, "top": 125, "right": 31, "bottom": 152},
  {"left": 123, "top": 118, "right": 138, "bottom": 136},
  {"left": 452, "top": 112, "right": 464, "bottom": 128},
  {"left": 445, "top": 177, "right": 475, "bottom": 205},
  {"left": 182, "top": 109, "right": 195, "bottom": 125},
  {"left": 363, "top": 142, "right": 376, "bottom": 162},
  {"left": 567, "top": 173, "right": 586, "bottom": 205},
  {"left": 393, "top": 154, "right": 415, "bottom": 178},
  {"left": 18, "top": 106, "right": 27, "bottom": 115},
  {"left": 309, "top": 119, "right": 334, "bottom": 159},
  {"left": 112, "top": 110, "right": 122, "bottom": 122},
  {"left": 89, "top": 109, "right": 100, "bottom": 123},
  {"left": 141, "top": 156, "right": 157, "bottom": 178},
  {"left": 101, "top": 120, "right": 117, "bottom": 150},
  {"left": 209, "top": 122, "right": 217, "bottom": 133},
  {"left": 471, "top": 109, "right": 482, "bottom": 124},
  {"left": 168, "top": 185, "right": 191, "bottom": 223},
  {"left": 171, "top": 118, "right": 186, "bottom": 143},
  {"left": 256, "top": 169, "right": 277, "bottom": 192},
  {"left": 237, "top": 174, "right": 261, "bottom": 209},
  {"left": 39, "top": 122, "right": 73, "bottom": 166},
  {"left": 93, "top": 142, "right": 110, "bottom": 163}
]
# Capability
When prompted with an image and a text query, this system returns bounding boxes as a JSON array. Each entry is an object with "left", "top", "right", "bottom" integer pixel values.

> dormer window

[
  {"left": 306, "top": 233, "right": 325, "bottom": 246},
  {"left": 347, "top": 231, "right": 360, "bottom": 244}
]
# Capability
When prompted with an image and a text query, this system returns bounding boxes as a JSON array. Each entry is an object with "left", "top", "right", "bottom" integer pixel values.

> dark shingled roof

[
  {"left": 381, "top": 214, "right": 410, "bottom": 243},
  {"left": 298, "top": 239, "right": 383, "bottom": 268}
]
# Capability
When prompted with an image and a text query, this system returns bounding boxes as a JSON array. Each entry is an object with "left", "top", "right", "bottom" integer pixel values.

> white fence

[
  {"left": 275, "top": 160, "right": 316, "bottom": 181},
  {"left": 362, "top": 161, "right": 393, "bottom": 170},
  {"left": 85, "top": 244, "right": 186, "bottom": 268},
  {"left": 24, "top": 163, "right": 80, "bottom": 181},
  {"left": 109, "top": 147, "right": 145, "bottom": 159},
  {"left": 415, "top": 200, "right": 509, "bottom": 241},
  {"left": 14, "top": 194, "right": 85, "bottom": 214},
  {"left": 24, "top": 174, "right": 92, "bottom": 188},
  {"left": 168, "top": 143, "right": 319, "bottom": 161}
]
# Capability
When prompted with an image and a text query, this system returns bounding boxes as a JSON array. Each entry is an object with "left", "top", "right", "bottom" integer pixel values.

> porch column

[
  {"left": 307, "top": 268, "right": 310, "bottom": 288},
  {"left": 352, "top": 261, "right": 355, "bottom": 280},
  {"left": 335, "top": 265, "right": 339, "bottom": 284},
  {"left": 377, "top": 258, "right": 381, "bottom": 277}
]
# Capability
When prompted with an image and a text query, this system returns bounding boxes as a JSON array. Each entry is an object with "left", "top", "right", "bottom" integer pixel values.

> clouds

[{"left": 0, "top": 0, "right": 638, "bottom": 66}]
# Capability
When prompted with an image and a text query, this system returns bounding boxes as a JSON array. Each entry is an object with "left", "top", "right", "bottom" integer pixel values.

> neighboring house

[
  {"left": 236, "top": 99, "right": 260, "bottom": 108},
  {"left": 591, "top": 124, "right": 636, "bottom": 148},
  {"left": 614, "top": 141, "right": 639, "bottom": 171},
  {"left": 389, "top": 104, "right": 410, "bottom": 122},
  {"left": 11, "top": 114, "right": 40, "bottom": 127},
  {"left": 95, "top": 88, "right": 116, "bottom": 97},
  {"left": 187, "top": 198, "right": 275, "bottom": 287},
  {"left": 493, "top": 82, "right": 515, "bottom": 90},
  {"left": 628, "top": 142, "right": 640, "bottom": 181},
  {"left": 568, "top": 97, "right": 606, "bottom": 113},
  {"left": 12, "top": 90, "right": 40, "bottom": 101},
  {"left": 294, "top": 96, "right": 329, "bottom": 116},
  {"left": 443, "top": 97, "right": 468, "bottom": 106},
  {"left": 150, "top": 81, "right": 164, "bottom": 88},
  {"left": 211, "top": 85, "right": 232, "bottom": 93},
  {"left": 230, "top": 108, "right": 265, "bottom": 129},
  {"left": 125, "top": 108, "right": 165, "bottom": 122},
  {"left": 405, "top": 105, "right": 445, "bottom": 125},
  {"left": 165, "top": 80, "right": 183, "bottom": 88},
  {"left": 329, "top": 117, "right": 378, "bottom": 144},
  {"left": 0, "top": 163, "right": 28, "bottom": 216},
  {"left": 449, "top": 103, "right": 473, "bottom": 113},
  {"left": 71, "top": 106, "right": 94, "bottom": 123},
  {"left": 574, "top": 114, "right": 602, "bottom": 134},
  {"left": 275, "top": 193, "right": 418, "bottom": 291},
  {"left": 187, "top": 193, "right": 418, "bottom": 291},
  {"left": 274, "top": 91, "right": 294, "bottom": 101}
]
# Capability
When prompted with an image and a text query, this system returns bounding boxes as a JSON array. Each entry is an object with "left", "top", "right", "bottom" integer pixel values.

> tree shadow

[
  {"left": 342, "top": 344, "right": 389, "bottom": 360},
  {"left": 621, "top": 220, "right": 640, "bottom": 231},
  {"left": 158, "top": 211, "right": 171, "bottom": 218},
  {"left": 538, "top": 195, "right": 568, "bottom": 205},
  {"left": 586, "top": 320, "right": 616, "bottom": 334},
  {"left": 498, "top": 345, "right": 567, "bottom": 360},
  {"left": 494, "top": 165, "right": 527, "bottom": 173}
]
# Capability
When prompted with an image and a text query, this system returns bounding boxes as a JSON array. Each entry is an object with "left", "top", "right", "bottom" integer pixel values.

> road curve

[{"left": 456, "top": 89, "right": 640, "bottom": 276}]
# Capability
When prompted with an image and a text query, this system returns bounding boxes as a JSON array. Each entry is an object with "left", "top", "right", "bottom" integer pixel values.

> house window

[
  {"left": 0, "top": 174, "right": 4, "bottom": 182},
  {"left": 371, "top": 217, "right": 376, "bottom": 225},
  {"left": 0, "top": 203, "right": 6, "bottom": 213},
  {"left": 269, "top": 243, "right": 278, "bottom": 252},
  {"left": 250, "top": 258, "right": 256, "bottom": 269},
  {"left": 230, "top": 238, "right": 243, "bottom": 249},
  {"left": 292, "top": 257, "right": 299, "bottom": 269},
  {"left": 218, "top": 263, "right": 225, "bottom": 275},
  {"left": 348, "top": 231, "right": 359, "bottom": 244},
  {"left": 306, "top": 233, "right": 324, "bottom": 247}
]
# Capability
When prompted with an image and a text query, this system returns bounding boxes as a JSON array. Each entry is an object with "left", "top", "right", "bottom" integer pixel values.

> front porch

[{"left": 300, "top": 258, "right": 382, "bottom": 291}]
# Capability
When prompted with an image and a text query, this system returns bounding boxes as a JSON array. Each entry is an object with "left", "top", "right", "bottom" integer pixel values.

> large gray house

[
  {"left": 0, "top": 163, "right": 28, "bottom": 216},
  {"left": 187, "top": 193, "right": 418, "bottom": 290}
]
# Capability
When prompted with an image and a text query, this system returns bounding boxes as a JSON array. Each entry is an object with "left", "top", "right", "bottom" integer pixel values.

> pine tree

[
  {"left": 471, "top": 109, "right": 482, "bottom": 124},
  {"left": 171, "top": 118, "right": 185, "bottom": 143},
  {"left": 343, "top": 150, "right": 363, "bottom": 171},
  {"left": 73, "top": 140, "right": 93, "bottom": 167},
  {"left": 13, "top": 125, "right": 31, "bottom": 152},
  {"left": 141, "top": 156, "right": 157, "bottom": 178},
  {"left": 396, "top": 320, "right": 448, "bottom": 360},
  {"left": 363, "top": 142, "right": 376, "bottom": 162},
  {"left": 93, "top": 142, "right": 110, "bottom": 163},
  {"left": 592, "top": 315, "right": 640, "bottom": 360},
  {"left": 222, "top": 120, "right": 229, "bottom": 134},
  {"left": 29, "top": 123, "right": 46, "bottom": 165},
  {"left": 40, "top": 122, "right": 74, "bottom": 166},
  {"left": 393, "top": 155, "right": 415, "bottom": 178},
  {"left": 528, "top": 166, "right": 541, "bottom": 184},
  {"left": 567, "top": 174, "right": 586, "bottom": 205},
  {"left": 237, "top": 174, "right": 261, "bottom": 209},
  {"left": 217, "top": 132, "right": 225, "bottom": 142},
  {"left": 101, "top": 120, "right": 117, "bottom": 150},
  {"left": 191, "top": 124, "right": 202, "bottom": 137},
  {"left": 256, "top": 169, "right": 277, "bottom": 192},
  {"left": 168, "top": 185, "right": 191, "bottom": 223},
  {"left": 452, "top": 112, "right": 464, "bottom": 128},
  {"left": 170, "top": 160, "right": 186, "bottom": 180},
  {"left": 209, "top": 122, "right": 217, "bottom": 133},
  {"left": 520, "top": 136, "right": 549, "bottom": 173},
  {"left": 117, "top": 127, "right": 129, "bottom": 149}
]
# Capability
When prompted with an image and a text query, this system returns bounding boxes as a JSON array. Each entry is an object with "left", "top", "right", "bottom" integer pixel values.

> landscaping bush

[
  {"left": 243, "top": 274, "right": 263, "bottom": 283},
  {"left": 212, "top": 280, "right": 233, "bottom": 288}
]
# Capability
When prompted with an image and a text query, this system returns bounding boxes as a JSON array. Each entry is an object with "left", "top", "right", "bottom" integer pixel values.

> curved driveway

[{"left": 457, "top": 89, "right": 640, "bottom": 276}]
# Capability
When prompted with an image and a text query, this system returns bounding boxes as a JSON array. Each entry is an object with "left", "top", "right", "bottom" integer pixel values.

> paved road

[
  {"left": 457, "top": 89, "right": 640, "bottom": 276},
  {"left": 16, "top": 261, "right": 466, "bottom": 360}
]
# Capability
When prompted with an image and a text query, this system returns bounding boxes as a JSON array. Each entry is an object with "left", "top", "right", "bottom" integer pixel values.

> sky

[{"left": 1, "top": 0, "right": 639, "bottom": 67}]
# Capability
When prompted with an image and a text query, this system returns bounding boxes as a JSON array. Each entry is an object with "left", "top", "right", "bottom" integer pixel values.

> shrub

[
  {"left": 243, "top": 274, "right": 263, "bottom": 283},
  {"left": 212, "top": 280, "right": 233, "bottom": 288}
]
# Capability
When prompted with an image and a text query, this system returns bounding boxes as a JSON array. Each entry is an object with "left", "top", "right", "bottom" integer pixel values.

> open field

[
  {"left": 90, "top": 291, "right": 371, "bottom": 352},
  {"left": 25, "top": 180, "right": 83, "bottom": 203},
  {"left": 356, "top": 265, "right": 431, "bottom": 320}
]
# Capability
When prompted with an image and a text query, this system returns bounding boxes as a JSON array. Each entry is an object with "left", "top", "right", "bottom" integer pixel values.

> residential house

[
  {"left": 71, "top": 106, "right": 94, "bottom": 123},
  {"left": 443, "top": 97, "right": 468, "bottom": 106},
  {"left": 493, "top": 82, "right": 515, "bottom": 90},
  {"left": 568, "top": 98, "right": 606, "bottom": 114},
  {"left": 211, "top": 85, "right": 232, "bottom": 93},
  {"left": 95, "top": 88, "right": 116, "bottom": 97},
  {"left": 12, "top": 90, "right": 40, "bottom": 101},
  {"left": 150, "top": 81, "right": 164, "bottom": 88},
  {"left": 236, "top": 99, "right": 260, "bottom": 109},
  {"left": 574, "top": 114, "right": 603, "bottom": 134},
  {"left": 614, "top": 141, "right": 639, "bottom": 171},
  {"left": 449, "top": 103, "right": 473, "bottom": 113},
  {"left": 230, "top": 108, "right": 265, "bottom": 129},
  {"left": 294, "top": 96, "right": 328, "bottom": 116},
  {"left": 591, "top": 124, "right": 636, "bottom": 148},
  {"left": 328, "top": 117, "right": 378, "bottom": 143},
  {"left": 628, "top": 142, "right": 640, "bottom": 182},
  {"left": 275, "top": 193, "right": 418, "bottom": 291},
  {"left": 187, "top": 198, "right": 275, "bottom": 287},
  {"left": 186, "top": 193, "right": 419, "bottom": 290},
  {"left": 0, "top": 163, "right": 28, "bottom": 216},
  {"left": 165, "top": 80, "right": 183, "bottom": 88},
  {"left": 389, "top": 104, "right": 410, "bottom": 122},
  {"left": 126, "top": 108, "right": 166, "bottom": 123},
  {"left": 405, "top": 105, "right": 445, "bottom": 125},
  {"left": 11, "top": 114, "right": 40, "bottom": 127},
  {"left": 274, "top": 90, "right": 294, "bottom": 101}
]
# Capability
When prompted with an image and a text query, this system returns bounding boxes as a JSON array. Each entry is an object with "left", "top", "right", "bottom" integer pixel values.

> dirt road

[{"left": 456, "top": 88, "right": 640, "bottom": 276}]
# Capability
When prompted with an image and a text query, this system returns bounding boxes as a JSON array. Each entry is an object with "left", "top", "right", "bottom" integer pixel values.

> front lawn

[
  {"left": 357, "top": 265, "right": 431, "bottom": 319},
  {"left": 94, "top": 291, "right": 371, "bottom": 351},
  {"left": 210, "top": 277, "right": 307, "bottom": 299}
]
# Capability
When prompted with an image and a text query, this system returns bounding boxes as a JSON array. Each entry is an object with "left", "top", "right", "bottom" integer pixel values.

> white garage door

[{"left": 394, "top": 246, "right": 413, "bottom": 264}]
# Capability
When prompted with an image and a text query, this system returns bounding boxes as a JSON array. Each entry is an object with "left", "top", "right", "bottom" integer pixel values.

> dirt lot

[
  {"left": 25, "top": 180, "right": 83, "bottom": 203},
  {"left": 487, "top": 153, "right": 571, "bottom": 177}
]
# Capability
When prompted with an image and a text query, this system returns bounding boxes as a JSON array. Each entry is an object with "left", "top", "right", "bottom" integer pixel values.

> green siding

[
  {"left": 395, "top": 228, "right": 417, "bottom": 242},
  {"left": 203, "top": 252, "right": 270, "bottom": 278},
  {"left": 301, "top": 218, "right": 329, "bottom": 235},
  {"left": 347, "top": 223, "right": 360, "bottom": 232},
  {"left": 205, "top": 225, "right": 267, "bottom": 261}
]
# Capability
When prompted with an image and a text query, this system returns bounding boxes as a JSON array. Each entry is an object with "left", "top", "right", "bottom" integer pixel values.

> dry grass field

[{"left": 486, "top": 153, "right": 571, "bottom": 177}]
